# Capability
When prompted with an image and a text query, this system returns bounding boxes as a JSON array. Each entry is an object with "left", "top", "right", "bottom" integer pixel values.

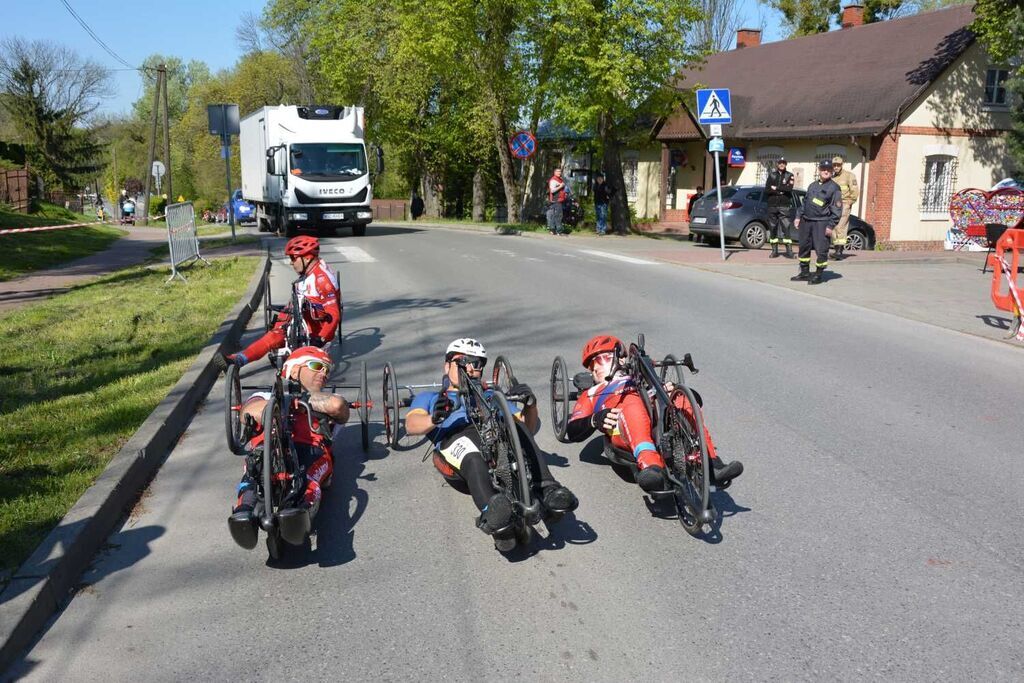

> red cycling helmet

[
  {"left": 281, "top": 346, "right": 332, "bottom": 378},
  {"left": 582, "top": 334, "right": 623, "bottom": 368},
  {"left": 284, "top": 235, "right": 320, "bottom": 258}
]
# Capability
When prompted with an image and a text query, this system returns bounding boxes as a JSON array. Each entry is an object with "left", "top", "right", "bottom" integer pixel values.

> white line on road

[
  {"left": 331, "top": 245, "right": 376, "bottom": 262},
  {"left": 491, "top": 248, "right": 516, "bottom": 257},
  {"left": 580, "top": 249, "right": 658, "bottom": 265}
]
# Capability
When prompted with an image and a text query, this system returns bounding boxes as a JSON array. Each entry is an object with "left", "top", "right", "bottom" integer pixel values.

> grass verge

[
  {"left": 148, "top": 234, "right": 262, "bottom": 260},
  {"left": 0, "top": 202, "right": 126, "bottom": 281},
  {"left": 0, "top": 255, "right": 260, "bottom": 581}
]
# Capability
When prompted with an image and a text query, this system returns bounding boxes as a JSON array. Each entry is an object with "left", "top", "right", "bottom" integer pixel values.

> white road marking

[
  {"left": 491, "top": 248, "right": 516, "bottom": 257},
  {"left": 524, "top": 257, "right": 544, "bottom": 262},
  {"left": 580, "top": 249, "right": 658, "bottom": 265},
  {"left": 332, "top": 245, "right": 376, "bottom": 262}
]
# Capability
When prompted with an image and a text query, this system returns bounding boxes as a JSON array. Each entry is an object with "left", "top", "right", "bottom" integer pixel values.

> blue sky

[{"left": 3, "top": 0, "right": 784, "bottom": 116}]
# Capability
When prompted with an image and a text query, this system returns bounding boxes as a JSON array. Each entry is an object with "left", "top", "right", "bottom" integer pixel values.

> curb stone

[{"left": 0, "top": 255, "right": 272, "bottom": 673}]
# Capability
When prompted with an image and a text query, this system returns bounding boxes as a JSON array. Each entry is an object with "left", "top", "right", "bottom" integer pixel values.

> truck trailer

[{"left": 240, "top": 105, "right": 382, "bottom": 237}]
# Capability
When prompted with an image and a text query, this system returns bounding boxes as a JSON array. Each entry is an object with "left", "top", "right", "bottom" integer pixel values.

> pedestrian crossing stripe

[
  {"left": 331, "top": 245, "right": 376, "bottom": 262},
  {"left": 699, "top": 91, "right": 729, "bottom": 121}
]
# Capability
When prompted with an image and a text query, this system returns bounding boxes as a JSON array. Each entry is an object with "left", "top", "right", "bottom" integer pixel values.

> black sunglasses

[{"left": 450, "top": 355, "right": 486, "bottom": 370}]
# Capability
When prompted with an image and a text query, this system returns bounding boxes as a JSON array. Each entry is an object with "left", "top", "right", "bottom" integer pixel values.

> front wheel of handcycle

[
  {"left": 261, "top": 393, "right": 297, "bottom": 558},
  {"left": 492, "top": 355, "right": 516, "bottom": 393},
  {"left": 663, "top": 383, "right": 712, "bottom": 537},
  {"left": 489, "top": 391, "right": 533, "bottom": 520}
]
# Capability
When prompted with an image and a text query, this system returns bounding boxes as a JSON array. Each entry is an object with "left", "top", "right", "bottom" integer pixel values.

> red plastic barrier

[{"left": 989, "top": 228, "right": 1023, "bottom": 314}]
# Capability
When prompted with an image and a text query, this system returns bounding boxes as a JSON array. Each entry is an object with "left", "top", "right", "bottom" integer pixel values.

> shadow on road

[{"left": 977, "top": 313, "right": 1013, "bottom": 330}]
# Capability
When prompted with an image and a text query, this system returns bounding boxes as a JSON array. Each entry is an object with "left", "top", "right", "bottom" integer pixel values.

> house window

[
  {"left": 621, "top": 155, "right": 639, "bottom": 202},
  {"left": 920, "top": 155, "right": 958, "bottom": 213},
  {"left": 984, "top": 68, "right": 1009, "bottom": 106},
  {"left": 755, "top": 149, "right": 785, "bottom": 185},
  {"left": 816, "top": 146, "right": 847, "bottom": 169}
]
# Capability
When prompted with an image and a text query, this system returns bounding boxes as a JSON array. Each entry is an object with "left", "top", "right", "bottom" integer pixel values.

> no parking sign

[{"left": 509, "top": 131, "right": 537, "bottom": 160}]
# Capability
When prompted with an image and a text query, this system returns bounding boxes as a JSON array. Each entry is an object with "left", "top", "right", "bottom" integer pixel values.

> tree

[
  {"left": 132, "top": 55, "right": 210, "bottom": 125},
  {"left": 691, "top": 0, "right": 747, "bottom": 52},
  {"left": 547, "top": 0, "right": 702, "bottom": 233},
  {"left": 971, "top": 0, "right": 1024, "bottom": 171},
  {"left": 765, "top": 0, "right": 840, "bottom": 36},
  {"left": 0, "top": 37, "right": 110, "bottom": 190}
]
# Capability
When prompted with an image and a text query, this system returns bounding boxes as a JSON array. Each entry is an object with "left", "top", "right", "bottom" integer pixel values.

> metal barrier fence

[{"left": 166, "top": 201, "right": 209, "bottom": 282}]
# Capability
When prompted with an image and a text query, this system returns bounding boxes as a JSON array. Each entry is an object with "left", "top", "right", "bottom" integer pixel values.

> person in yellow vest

[{"left": 830, "top": 155, "right": 859, "bottom": 260}]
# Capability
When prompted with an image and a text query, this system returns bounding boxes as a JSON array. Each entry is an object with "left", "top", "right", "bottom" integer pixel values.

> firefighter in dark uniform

[
  {"left": 791, "top": 160, "right": 842, "bottom": 285},
  {"left": 764, "top": 157, "right": 795, "bottom": 258}
]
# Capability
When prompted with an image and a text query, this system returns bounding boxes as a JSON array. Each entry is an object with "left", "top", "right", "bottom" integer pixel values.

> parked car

[
  {"left": 230, "top": 189, "right": 256, "bottom": 225},
  {"left": 688, "top": 185, "right": 876, "bottom": 251}
]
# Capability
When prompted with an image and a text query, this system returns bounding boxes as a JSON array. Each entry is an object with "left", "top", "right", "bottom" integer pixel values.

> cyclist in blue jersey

[{"left": 405, "top": 338, "right": 577, "bottom": 548}]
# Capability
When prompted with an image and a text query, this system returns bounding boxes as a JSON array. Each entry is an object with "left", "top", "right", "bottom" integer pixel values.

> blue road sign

[
  {"left": 509, "top": 131, "right": 537, "bottom": 160},
  {"left": 708, "top": 137, "right": 725, "bottom": 154},
  {"left": 696, "top": 89, "right": 732, "bottom": 125}
]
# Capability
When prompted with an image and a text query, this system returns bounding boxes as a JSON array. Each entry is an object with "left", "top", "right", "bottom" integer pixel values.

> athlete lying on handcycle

[
  {"left": 227, "top": 346, "right": 349, "bottom": 549},
  {"left": 215, "top": 235, "right": 341, "bottom": 371},
  {"left": 404, "top": 338, "right": 577, "bottom": 550},
  {"left": 565, "top": 334, "right": 743, "bottom": 493}
]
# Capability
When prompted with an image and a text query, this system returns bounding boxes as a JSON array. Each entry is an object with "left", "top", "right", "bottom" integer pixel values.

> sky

[{"left": 2, "top": 0, "right": 785, "bottom": 116}]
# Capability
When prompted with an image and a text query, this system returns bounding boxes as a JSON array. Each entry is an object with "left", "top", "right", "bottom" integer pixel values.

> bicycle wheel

[
  {"left": 224, "top": 364, "right": 245, "bottom": 455},
  {"left": 262, "top": 269, "right": 274, "bottom": 331},
  {"left": 489, "top": 390, "right": 533, "bottom": 517},
  {"left": 261, "top": 394, "right": 290, "bottom": 559},
  {"left": 549, "top": 356, "right": 570, "bottom": 443},
  {"left": 664, "top": 384, "right": 711, "bottom": 536},
  {"left": 359, "top": 360, "right": 369, "bottom": 451},
  {"left": 492, "top": 355, "right": 516, "bottom": 392},
  {"left": 659, "top": 354, "right": 685, "bottom": 386},
  {"left": 382, "top": 362, "right": 400, "bottom": 448}
]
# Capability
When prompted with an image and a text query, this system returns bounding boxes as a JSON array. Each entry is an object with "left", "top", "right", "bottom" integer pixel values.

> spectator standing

[
  {"left": 593, "top": 172, "right": 611, "bottom": 235},
  {"left": 830, "top": 155, "right": 859, "bottom": 260},
  {"left": 547, "top": 167, "right": 566, "bottom": 235},
  {"left": 686, "top": 185, "right": 704, "bottom": 221},
  {"left": 764, "top": 158, "right": 795, "bottom": 258},
  {"left": 792, "top": 160, "right": 842, "bottom": 285},
  {"left": 411, "top": 192, "right": 425, "bottom": 220}
]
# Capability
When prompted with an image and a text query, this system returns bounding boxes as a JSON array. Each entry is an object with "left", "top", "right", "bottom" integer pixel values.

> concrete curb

[{"left": 0, "top": 254, "right": 272, "bottom": 673}]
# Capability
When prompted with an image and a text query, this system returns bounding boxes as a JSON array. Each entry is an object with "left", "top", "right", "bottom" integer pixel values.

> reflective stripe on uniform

[{"left": 816, "top": 261, "right": 829, "bottom": 268}]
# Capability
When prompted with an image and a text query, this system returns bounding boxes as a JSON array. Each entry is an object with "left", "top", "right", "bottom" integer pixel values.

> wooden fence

[
  {"left": 0, "top": 170, "right": 29, "bottom": 213},
  {"left": 371, "top": 199, "right": 408, "bottom": 221}
]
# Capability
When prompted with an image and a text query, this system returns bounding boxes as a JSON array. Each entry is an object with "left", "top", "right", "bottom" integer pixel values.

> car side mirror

[{"left": 266, "top": 157, "right": 276, "bottom": 175}]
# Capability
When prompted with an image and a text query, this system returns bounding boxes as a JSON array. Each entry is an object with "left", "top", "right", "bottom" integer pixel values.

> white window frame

[
  {"left": 815, "top": 145, "right": 848, "bottom": 169},
  {"left": 754, "top": 146, "right": 785, "bottom": 185},
  {"left": 984, "top": 67, "right": 1010, "bottom": 109},
  {"left": 919, "top": 145, "right": 959, "bottom": 220}
]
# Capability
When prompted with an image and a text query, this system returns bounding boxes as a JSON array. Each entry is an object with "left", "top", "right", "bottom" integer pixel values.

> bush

[{"left": 149, "top": 196, "right": 167, "bottom": 219}]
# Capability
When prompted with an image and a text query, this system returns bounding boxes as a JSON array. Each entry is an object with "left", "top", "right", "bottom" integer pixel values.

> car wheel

[
  {"left": 740, "top": 221, "right": 768, "bottom": 249},
  {"left": 846, "top": 229, "right": 869, "bottom": 251}
]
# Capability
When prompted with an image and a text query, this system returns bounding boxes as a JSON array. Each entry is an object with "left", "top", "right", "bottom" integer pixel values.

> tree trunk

[
  {"left": 492, "top": 110, "right": 521, "bottom": 224},
  {"left": 422, "top": 171, "right": 443, "bottom": 218},
  {"left": 472, "top": 167, "right": 486, "bottom": 221},
  {"left": 522, "top": 148, "right": 550, "bottom": 221},
  {"left": 600, "top": 113, "right": 631, "bottom": 235}
]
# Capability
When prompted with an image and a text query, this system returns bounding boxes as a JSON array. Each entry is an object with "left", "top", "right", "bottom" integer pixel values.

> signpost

[
  {"left": 696, "top": 88, "right": 732, "bottom": 260},
  {"left": 208, "top": 104, "right": 241, "bottom": 239},
  {"left": 509, "top": 131, "right": 537, "bottom": 160},
  {"left": 152, "top": 160, "right": 166, "bottom": 195}
]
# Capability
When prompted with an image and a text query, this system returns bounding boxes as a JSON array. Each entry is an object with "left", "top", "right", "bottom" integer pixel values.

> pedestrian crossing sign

[{"left": 696, "top": 89, "right": 732, "bottom": 124}]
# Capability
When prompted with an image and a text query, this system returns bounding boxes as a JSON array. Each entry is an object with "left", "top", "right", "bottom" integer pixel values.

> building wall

[
  {"left": 633, "top": 146, "right": 663, "bottom": 219},
  {"left": 667, "top": 141, "right": 708, "bottom": 212}
]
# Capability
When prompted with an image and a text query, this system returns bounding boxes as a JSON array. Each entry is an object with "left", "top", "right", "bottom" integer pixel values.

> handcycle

[
  {"left": 223, "top": 360, "right": 372, "bottom": 559},
  {"left": 381, "top": 355, "right": 550, "bottom": 547},
  {"left": 262, "top": 269, "right": 344, "bottom": 368},
  {"left": 549, "top": 334, "right": 716, "bottom": 536}
]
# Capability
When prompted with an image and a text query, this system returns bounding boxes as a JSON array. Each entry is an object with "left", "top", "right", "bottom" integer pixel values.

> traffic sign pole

[{"left": 713, "top": 150, "right": 726, "bottom": 261}]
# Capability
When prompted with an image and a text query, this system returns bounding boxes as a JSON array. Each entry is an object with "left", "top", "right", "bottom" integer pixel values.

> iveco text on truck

[{"left": 240, "top": 105, "right": 383, "bottom": 237}]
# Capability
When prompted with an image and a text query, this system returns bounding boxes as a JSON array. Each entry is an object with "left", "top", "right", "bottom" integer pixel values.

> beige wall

[
  {"left": 633, "top": 146, "right": 662, "bottom": 219},
  {"left": 668, "top": 141, "right": 707, "bottom": 209},
  {"left": 890, "top": 133, "right": 1013, "bottom": 241},
  {"left": 901, "top": 42, "right": 1014, "bottom": 131}
]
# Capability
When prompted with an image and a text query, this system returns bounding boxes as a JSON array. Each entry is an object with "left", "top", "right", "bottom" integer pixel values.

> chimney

[
  {"left": 735, "top": 28, "right": 762, "bottom": 49},
  {"left": 841, "top": 4, "right": 864, "bottom": 29}
]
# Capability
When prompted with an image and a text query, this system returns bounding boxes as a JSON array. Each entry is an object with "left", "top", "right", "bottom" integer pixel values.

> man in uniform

[
  {"left": 830, "top": 155, "right": 859, "bottom": 260},
  {"left": 763, "top": 157, "right": 795, "bottom": 258},
  {"left": 792, "top": 160, "right": 842, "bottom": 285}
]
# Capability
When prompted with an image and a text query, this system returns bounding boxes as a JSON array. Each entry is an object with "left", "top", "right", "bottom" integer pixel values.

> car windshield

[{"left": 289, "top": 143, "right": 367, "bottom": 180}]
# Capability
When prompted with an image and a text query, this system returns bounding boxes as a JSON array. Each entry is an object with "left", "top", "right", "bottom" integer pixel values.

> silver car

[{"left": 688, "top": 185, "right": 875, "bottom": 251}]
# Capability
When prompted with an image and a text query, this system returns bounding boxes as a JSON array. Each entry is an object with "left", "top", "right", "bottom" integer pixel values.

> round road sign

[{"left": 509, "top": 131, "right": 537, "bottom": 160}]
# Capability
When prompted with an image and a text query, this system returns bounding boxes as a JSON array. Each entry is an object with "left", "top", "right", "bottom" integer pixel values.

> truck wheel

[{"left": 353, "top": 225, "right": 367, "bottom": 237}]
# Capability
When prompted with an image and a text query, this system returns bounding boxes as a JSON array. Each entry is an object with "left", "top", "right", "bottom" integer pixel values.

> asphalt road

[{"left": 7, "top": 224, "right": 1024, "bottom": 681}]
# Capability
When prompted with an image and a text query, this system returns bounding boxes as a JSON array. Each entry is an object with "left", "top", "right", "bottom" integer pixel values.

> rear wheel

[
  {"left": 224, "top": 364, "right": 245, "bottom": 455},
  {"left": 740, "top": 221, "right": 767, "bottom": 249},
  {"left": 359, "top": 361, "right": 369, "bottom": 451},
  {"left": 262, "top": 270, "right": 274, "bottom": 332},
  {"left": 492, "top": 355, "right": 516, "bottom": 393},
  {"left": 664, "top": 385, "right": 712, "bottom": 536},
  {"left": 382, "top": 362, "right": 400, "bottom": 448},
  {"left": 549, "top": 356, "right": 570, "bottom": 443}
]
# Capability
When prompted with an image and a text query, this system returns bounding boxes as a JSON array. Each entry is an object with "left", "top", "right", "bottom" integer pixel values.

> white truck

[{"left": 240, "top": 105, "right": 383, "bottom": 237}]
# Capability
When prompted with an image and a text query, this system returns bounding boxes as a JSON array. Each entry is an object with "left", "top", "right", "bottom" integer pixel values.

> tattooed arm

[{"left": 305, "top": 391, "right": 350, "bottom": 423}]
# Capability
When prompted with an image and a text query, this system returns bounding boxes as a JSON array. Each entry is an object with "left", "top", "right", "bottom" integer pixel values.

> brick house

[{"left": 650, "top": 3, "right": 1016, "bottom": 247}]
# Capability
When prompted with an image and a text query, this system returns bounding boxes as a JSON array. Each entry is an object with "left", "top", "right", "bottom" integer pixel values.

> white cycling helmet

[{"left": 445, "top": 338, "right": 487, "bottom": 362}]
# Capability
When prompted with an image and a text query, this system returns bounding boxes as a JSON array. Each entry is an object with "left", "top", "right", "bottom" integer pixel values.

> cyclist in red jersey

[
  {"left": 215, "top": 235, "right": 342, "bottom": 370},
  {"left": 565, "top": 335, "right": 743, "bottom": 492},
  {"left": 227, "top": 346, "right": 350, "bottom": 549}
]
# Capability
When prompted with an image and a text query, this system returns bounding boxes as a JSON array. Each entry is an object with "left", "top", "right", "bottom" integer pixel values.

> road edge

[{"left": 0, "top": 254, "right": 272, "bottom": 673}]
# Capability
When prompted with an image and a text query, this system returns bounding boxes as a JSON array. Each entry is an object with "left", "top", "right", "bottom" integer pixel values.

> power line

[{"left": 58, "top": 0, "right": 138, "bottom": 71}]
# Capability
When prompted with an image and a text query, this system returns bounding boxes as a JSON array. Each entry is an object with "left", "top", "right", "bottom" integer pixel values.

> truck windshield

[{"left": 289, "top": 143, "right": 366, "bottom": 180}]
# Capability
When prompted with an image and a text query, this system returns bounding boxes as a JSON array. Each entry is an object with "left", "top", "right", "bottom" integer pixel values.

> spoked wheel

[
  {"left": 492, "top": 355, "right": 516, "bottom": 393},
  {"left": 664, "top": 384, "right": 712, "bottom": 537},
  {"left": 262, "top": 269, "right": 274, "bottom": 331},
  {"left": 659, "top": 354, "right": 685, "bottom": 386},
  {"left": 358, "top": 361, "right": 369, "bottom": 451},
  {"left": 224, "top": 364, "right": 245, "bottom": 455},
  {"left": 261, "top": 394, "right": 291, "bottom": 560},
  {"left": 382, "top": 362, "right": 400, "bottom": 448},
  {"left": 549, "top": 356, "right": 570, "bottom": 443},
  {"left": 488, "top": 391, "right": 533, "bottom": 520}
]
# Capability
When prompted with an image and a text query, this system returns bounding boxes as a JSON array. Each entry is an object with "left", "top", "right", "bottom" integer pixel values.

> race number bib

[{"left": 439, "top": 436, "right": 477, "bottom": 468}]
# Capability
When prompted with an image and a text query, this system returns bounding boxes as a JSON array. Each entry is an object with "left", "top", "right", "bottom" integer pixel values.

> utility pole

[
  {"left": 161, "top": 66, "right": 172, "bottom": 201},
  {"left": 141, "top": 65, "right": 164, "bottom": 226}
]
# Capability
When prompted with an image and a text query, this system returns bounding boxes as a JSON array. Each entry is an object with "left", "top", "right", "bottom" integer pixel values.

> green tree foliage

[
  {"left": 765, "top": 0, "right": 840, "bottom": 35},
  {"left": 0, "top": 38, "right": 110, "bottom": 190},
  {"left": 971, "top": 0, "right": 1024, "bottom": 171},
  {"left": 132, "top": 56, "right": 211, "bottom": 124}
]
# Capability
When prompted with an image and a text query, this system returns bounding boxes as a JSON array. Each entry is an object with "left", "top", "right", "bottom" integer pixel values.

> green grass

[
  {"left": 0, "top": 256, "right": 260, "bottom": 580},
  {"left": 148, "top": 234, "right": 262, "bottom": 260},
  {"left": 0, "top": 202, "right": 126, "bottom": 282}
]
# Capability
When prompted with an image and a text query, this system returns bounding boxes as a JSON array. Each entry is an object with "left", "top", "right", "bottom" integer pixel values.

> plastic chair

[{"left": 982, "top": 223, "right": 1008, "bottom": 274}]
